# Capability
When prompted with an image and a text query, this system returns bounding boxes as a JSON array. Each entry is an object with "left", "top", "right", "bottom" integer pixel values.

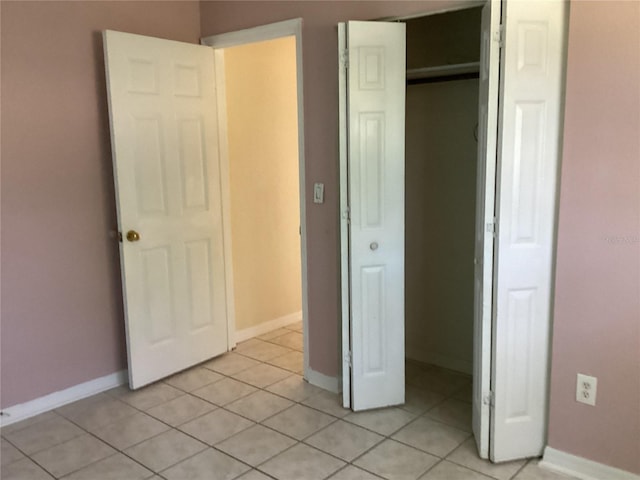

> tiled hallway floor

[{"left": 1, "top": 322, "right": 575, "bottom": 480}]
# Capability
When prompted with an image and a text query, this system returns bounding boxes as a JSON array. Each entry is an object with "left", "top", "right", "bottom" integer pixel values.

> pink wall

[
  {"left": 548, "top": 1, "right": 640, "bottom": 474},
  {"left": 0, "top": 1, "right": 201, "bottom": 408},
  {"left": 199, "top": 0, "right": 479, "bottom": 376}
]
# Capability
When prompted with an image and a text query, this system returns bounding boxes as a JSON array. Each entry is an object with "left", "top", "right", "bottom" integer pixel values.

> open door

[
  {"left": 490, "top": 0, "right": 566, "bottom": 461},
  {"left": 339, "top": 21, "right": 406, "bottom": 411},
  {"left": 473, "top": 0, "right": 501, "bottom": 459},
  {"left": 103, "top": 31, "right": 229, "bottom": 388}
]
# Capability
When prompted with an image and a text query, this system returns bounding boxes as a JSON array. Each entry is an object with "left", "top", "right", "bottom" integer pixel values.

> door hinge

[
  {"left": 483, "top": 391, "right": 495, "bottom": 407},
  {"left": 494, "top": 24, "right": 504, "bottom": 48},
  {"left": 342, "top": 206, "right": 351, "bottom": 224},
  {"left": 486, "top": 218, "right": 496, "bottom": 236},
  {"left": 345, "top": 350, "right": 352, "bottom": 368},
  {"left": 340, "top": 48, "right": 349, "bottom": 69}
]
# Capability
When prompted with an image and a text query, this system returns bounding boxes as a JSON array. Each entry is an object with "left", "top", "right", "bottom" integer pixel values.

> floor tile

[
  {"left": 286, "top": 321, "right": 303, "bottom": 332},
  {"left": 32, "top": 433, "right": 115, "bottom": 478},
  {"left": 0, "top": 412, "right": 59, "bottom": 436},
  {"left": 419, "top": 460, "right": 494, "bottom": 479},
  {"left": 513, "top": 460, "right": 578, "bottom": 480},
  {"left": 354, "top": 439, "right": 439, "bottom": 480},
  {"left": 425, "top": 398, "right": 472, "bottom": 432},
  {"left": 235, "top": 338, "right": 264, "bottom": 351},
  {"left": 1, "top": 438, "right": 25, "bottom": 465},
  {"left": 452, "top": 383, "right": 473, "bottom": 403},
  {"left": 447, "top": 438, "right": 526, "bottom": 480},
  {"left": 302, "top": 390, "right": 350, "bottom": 418},
  {"left": 236, "top": 340, "right": 293, "bottom": 362},
  {"left": 1, "top": 458, "right": 54, "bottom": 480},
  {"left": 62, "top": 452, "right": 153, "bottom": 480},
  {"left": 192, "top": 378, "right": 257, "bottom": 406},
  {"left": 56, "top": 394, "right": 137, "bottom": 430},
  {"left": 146, "top": 394, "right": 216, "bottom": 426},
  {"left": 179, "top": 409, "right": 254, "bottom": 445},
  {"left": 305, "top": 420, "right": 383, "bottom": 461},
  {"left": 266, "top": 374, "right": 324, "bottom": 402},
  {"left": 392, "top": 417, "right": 470, "bottom": 457},
  {"left": 402, "top": 386, "right": 446, "bottom": 415},
  {"left": 164, "top": 367, "right": 224, "bottom": 392},
  {"left": 203, "top": 353, "right": 261, "bottom": 376},
  {"left": 409, "top": 369, "right": 470, "bottom": 396},
  {"left": 269, "top": 331, "right": 303, "bottom": 351},
  {"left": 344, "top": 407, "right": 416, "bottom": 436},
  {"left": 263, "top": 404, "right": 335, "bottom": 440},
  {"left": 231, "top": 363, "right": 292, "bottom": 388},
  {"left": 125, "top": 429, "right": 207, "bottom": 472},
  {"left": 226, "top": 390, "right": 293, "bottom": 422},
  {"left": 216, "top": 424, "right": 296, "bottom": 466},
  {"left": 162, "top": 448, "right": 250, "bottom": 480},
  {"left": 329, "top": 465, "right": 381, "bottom": 479},
  {"left": 236, "top": 470, "right": 272, "bottom": 480},
  {"left": 260, "top": 443, "right": 345, "bottom": 480},
  {"left": 267, "top": 351, "right": 304, "bottom": 373},
  {"left": 258, "top": 328, "right": 291, "bottom": 341},
  {"left": 89, "top": 411, "right": 170, "bottom": 450},
  {"left": 109, "top": 383, "right": 183, "bottom": 411},
  {"left": 3, "top": 415, "right": 84, "bottom": 455}
]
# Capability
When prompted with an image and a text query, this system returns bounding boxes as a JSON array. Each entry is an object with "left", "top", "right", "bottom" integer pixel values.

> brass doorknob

[{"left": 126, "top": 230, "right": 140, "bottom": 242}]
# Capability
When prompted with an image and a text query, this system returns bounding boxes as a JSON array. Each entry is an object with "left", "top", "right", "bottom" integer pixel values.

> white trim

[
  {"left": 0, "top": 370, "right": 128, "bottom": 427},
  {"left": 201, "top": 18, "right": 310, "bottom": 380},
  {"left": 337, "top": 22, "right": 351, "bottom": 410},
  {"left": 234, "top": 311, "right": 302, "bottom": 343},
  {"left": 541, "top": 447, "right": 640, "bottom": 480},
  {"left": 201, "top": 19, "right": 302, "bottom": 49},
  {"left": 212, "top": 48, "right": 237, "bottom": 352},
  {"left": 405, "top": 345, "right": 472, "bottom": 376},
  {"left": 305, "top": 367, "right": 340, "bottom": 394}
]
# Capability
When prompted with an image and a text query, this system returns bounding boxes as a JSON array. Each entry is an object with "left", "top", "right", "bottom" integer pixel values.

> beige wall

[
  {"left": 0, "top": 0, "right": 202, "bottom": 408},
  {"left": 548, "top": 1, "right": 640, "bottom": 474},
  {"left": 224, "top": 37, "right": 302, "bottom": 331},
  {"left": 405, "top": 78, "right": 479, "bottom": 374}
]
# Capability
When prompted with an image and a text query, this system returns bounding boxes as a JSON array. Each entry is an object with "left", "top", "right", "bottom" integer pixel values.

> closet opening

[{"left": 403, "top": 6, "right": 483, "bottom": 428}]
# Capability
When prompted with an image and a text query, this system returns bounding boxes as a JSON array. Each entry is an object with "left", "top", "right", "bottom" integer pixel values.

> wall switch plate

[
  {"left": 576, "top": 373, "right": 597, "bottom": 406},
  {"left": 313, "top": 183, "right": 324, "bottom": 204}
]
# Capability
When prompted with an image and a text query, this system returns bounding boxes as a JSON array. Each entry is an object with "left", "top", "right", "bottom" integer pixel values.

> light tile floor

[{"left": 1, "top": 322, "right": 577, "bottom": 480}]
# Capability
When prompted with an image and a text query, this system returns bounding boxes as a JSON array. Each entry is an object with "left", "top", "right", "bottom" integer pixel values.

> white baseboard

[
  {"left": 0, "top": 370, "right": 128, "bottom": 427},
  {"left": 305, "top": 367, "right": 340, "bottom": 393},
  {"left": 541, "top": 447, "right": 640, "bottom": 480},
  {"left": 405, "top": 344, "right": 472, "bottom": 375},
  {"left": 235, "top": 311, "right": 302, "bottom": 343}
]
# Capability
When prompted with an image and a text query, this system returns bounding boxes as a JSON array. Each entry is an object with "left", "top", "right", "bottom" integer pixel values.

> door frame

[{"left": 201, "top": 19, "right": 310, "bottom": 375}]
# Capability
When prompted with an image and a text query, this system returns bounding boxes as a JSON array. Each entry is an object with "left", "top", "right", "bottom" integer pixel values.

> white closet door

[
  {"left": 103, "top": 30, "right": 228, "bottom": 388},
  {"left": 491, "top": 1, "right": 566, "bottom": 461},
  {"left": 342, "top": 21, "right": 406, "bottom": 411},
  {"left": 473, "top": 0, "right": 501, "bottom": 459}
]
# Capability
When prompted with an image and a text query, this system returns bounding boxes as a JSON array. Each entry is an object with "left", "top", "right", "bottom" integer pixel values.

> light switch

[{"left": 313, "top": 183, "right": 324, "bottom": 204}]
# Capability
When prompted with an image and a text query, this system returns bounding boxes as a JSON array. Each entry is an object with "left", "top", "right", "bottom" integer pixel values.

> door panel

[
  {"left": 491, "top": 1, "right": 566, "bottom": 461},
  {"left": 104, "top": 30, "right": 228, "bottom": 389},
  {"left": 473, "top": 0, "right": 501, "bottom": 460},
  {"left": 344, "top": 21, "right": 406, "bottom": 411}
]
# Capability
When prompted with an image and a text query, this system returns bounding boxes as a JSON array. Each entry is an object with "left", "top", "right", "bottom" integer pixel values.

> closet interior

[{"left": 404, "top": 7, "right": 483, "bottom": 379}]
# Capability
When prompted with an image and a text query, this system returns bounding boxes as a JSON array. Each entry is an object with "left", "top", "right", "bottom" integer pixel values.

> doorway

[{"left": 201, "top": 19, "right": 309, "bottom": 378}]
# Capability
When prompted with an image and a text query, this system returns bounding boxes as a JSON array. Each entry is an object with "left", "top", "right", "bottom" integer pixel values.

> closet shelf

[{"left": 406, "top": 61, "right": 480, "bottom": 81}]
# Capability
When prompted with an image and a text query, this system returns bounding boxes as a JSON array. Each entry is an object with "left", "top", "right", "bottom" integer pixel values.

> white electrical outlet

[{"left": 576, "top": 373, "right": 597, "bottom": 406}]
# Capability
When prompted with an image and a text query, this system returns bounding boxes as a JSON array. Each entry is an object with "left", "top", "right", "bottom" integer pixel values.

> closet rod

[{"left": 406, "top": 61, "right": 480, "bottom": 81}]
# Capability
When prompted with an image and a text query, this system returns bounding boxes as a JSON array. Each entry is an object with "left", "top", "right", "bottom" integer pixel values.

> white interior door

[
  {"left": 103, "top": 30, "right": 228, "bottom": 389},
  {"left": 491, "top": 1, "right": 566, "bottom": 461},
  {"left": 473, "top": 0, "right": 501, "bottom": 460},
  {"left": 340, "top": 21, "right": 406, "bottom": 411}
]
